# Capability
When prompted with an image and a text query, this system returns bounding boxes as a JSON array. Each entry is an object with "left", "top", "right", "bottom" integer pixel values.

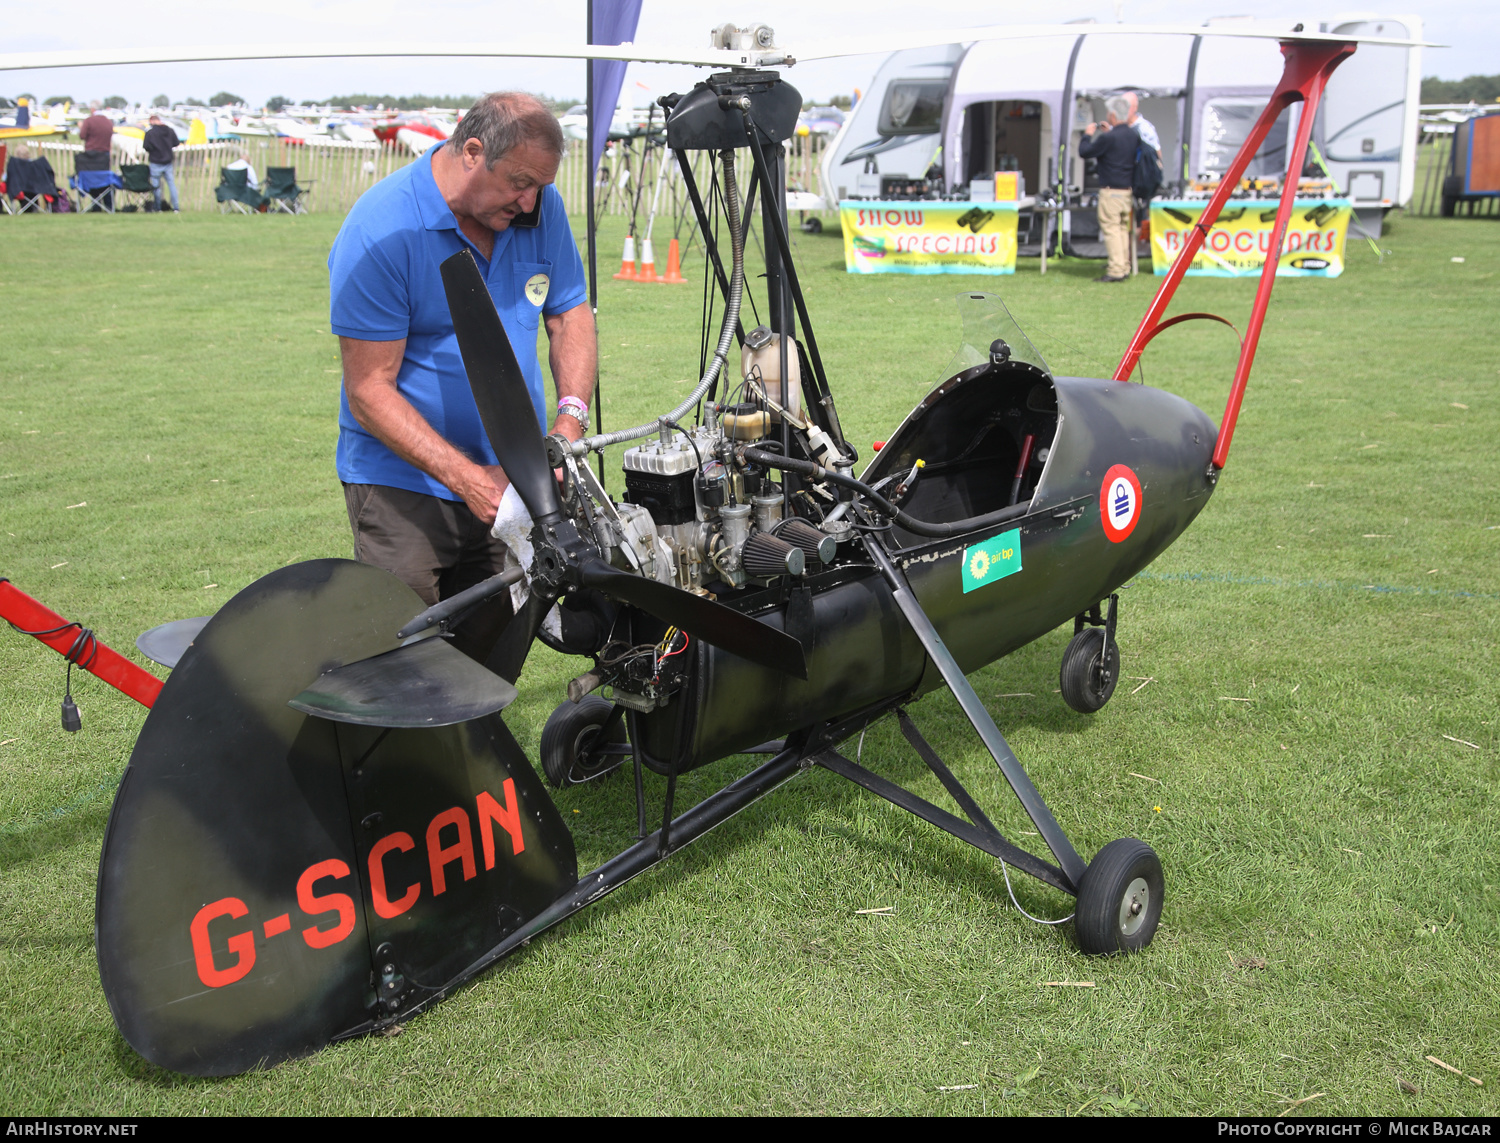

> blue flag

[{"left": 590, "top": 0, "right": 644, "bottom": 179}]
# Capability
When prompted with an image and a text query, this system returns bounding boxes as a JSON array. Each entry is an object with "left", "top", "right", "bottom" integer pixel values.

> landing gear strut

[{"left": 1060, "top": 594, "right": 1120, "bottom": 713}]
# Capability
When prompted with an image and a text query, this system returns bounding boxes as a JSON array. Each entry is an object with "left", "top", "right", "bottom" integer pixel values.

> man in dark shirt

[
  {"left": 143, "top": 115, "right": 180, "bottom": 212},
  {"left": 1078, "top": 96, "right": 1140, "bottom": 281},
  {"left": 78, "top": 102, "right": 113, "bottom": 157}
]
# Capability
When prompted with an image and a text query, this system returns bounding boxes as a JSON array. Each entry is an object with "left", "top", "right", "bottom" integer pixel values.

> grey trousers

[{"left": 343, "top": 482, "right": 514, "bottom": 662}]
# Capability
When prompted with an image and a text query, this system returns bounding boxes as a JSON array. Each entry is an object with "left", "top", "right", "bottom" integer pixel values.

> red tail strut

[
  {"left": 0, "top": 579, "right": 163, "bottom": 708},
  {"left": 1113, "top": 39, "right": 1357, "bottom": 471}
]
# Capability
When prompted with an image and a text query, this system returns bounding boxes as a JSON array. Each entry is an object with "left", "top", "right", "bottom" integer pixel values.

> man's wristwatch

[{"left": 557, "top": 396, "right": 589, "bottom": 432}]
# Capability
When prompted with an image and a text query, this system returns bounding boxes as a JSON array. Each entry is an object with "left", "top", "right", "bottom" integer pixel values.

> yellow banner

[
  {"left": 841, "top": 201, "right": 1019, "bottom": 275},
  {"left": 1149, "top": 198, "right": 1351, "bottom": 278}
]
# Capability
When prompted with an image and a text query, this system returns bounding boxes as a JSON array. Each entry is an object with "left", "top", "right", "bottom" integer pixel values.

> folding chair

[
  {"left": 72, "top": 153, "right": 123, "bottom": 213},
  {"left": 118, "top": 164, "right": 153, "bottom": 212},
  {"left": 215, "top": 167, "right": 267, "bottom": 214},
  {"left": 5, "top": 155, "right": 62, "bottom": 214},
  {"left": 264, "top": 166, "right": 313, "bottom": 214}
]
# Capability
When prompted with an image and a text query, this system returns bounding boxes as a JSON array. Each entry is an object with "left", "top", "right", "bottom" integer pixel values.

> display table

[
  {"left": 840, "top": 199, "right": 1020, "bottom": 275},
  {"left": 1149, "top": 198, "right": 1353, "bottom": 278}
]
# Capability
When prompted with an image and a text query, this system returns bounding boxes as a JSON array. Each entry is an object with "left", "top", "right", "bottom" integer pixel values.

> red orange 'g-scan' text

[{"left": 189, "top": 783, "right": 525, "bottom": 988}]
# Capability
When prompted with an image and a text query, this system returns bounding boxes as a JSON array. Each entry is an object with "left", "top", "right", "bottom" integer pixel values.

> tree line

[{"left": 1421, "top": 74, "right": 1500, "bottom": 105}]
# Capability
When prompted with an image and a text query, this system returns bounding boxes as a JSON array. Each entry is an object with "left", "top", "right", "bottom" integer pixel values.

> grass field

[{"left": 1, "top": 206, "right": 1497, "bottom": 1116}]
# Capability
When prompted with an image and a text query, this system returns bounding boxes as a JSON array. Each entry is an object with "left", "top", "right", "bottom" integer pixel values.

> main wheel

[
  {"left": 1073, "top": 838, "right": 1163, "bottom": 955},
  {"left": 539, "top": 696, "right": 628, "bottom": 788},
  {"left": 1059, "top": 627, "right": 1120, "bottom": 713}
]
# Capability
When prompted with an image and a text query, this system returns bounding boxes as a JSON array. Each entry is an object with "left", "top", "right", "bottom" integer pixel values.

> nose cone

[{"left": 1036, "top": 376, "right": 1218, "bottom": 575}]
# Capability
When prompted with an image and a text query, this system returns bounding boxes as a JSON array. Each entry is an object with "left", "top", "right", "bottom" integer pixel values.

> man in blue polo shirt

[{"left": 330, "top": 91, "right": 595, "bottom": 658}]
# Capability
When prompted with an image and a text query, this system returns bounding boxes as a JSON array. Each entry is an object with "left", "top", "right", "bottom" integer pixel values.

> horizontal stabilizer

[
  {"left": 135, "top": 616, "right": 211, "bottom": 669},
  {"left": 289, "top": 636, "right": 516, "bottom": 727}
]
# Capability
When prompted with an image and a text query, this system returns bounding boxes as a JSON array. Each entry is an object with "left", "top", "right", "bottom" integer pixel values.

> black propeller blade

[
  {"left": 485, "top": 591, "right": 551, "bottom": 684},
  {"left": 579, "top": 558, "right": 807, "bottom": 680},
  {"left": 439, "top": 248, "right": 563, "bottom": 527}
]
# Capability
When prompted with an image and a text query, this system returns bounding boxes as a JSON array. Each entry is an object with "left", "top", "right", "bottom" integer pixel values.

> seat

[
  {"left": 118, "top": 164, "right": 154, "bottom": 211},
  {"left": 5, "top": 155, "right": 61, "bottom": 214},
  {"left": 215, "top": 166, "right": 267, "bottom": 214},
  {"left": 264, "top": 166, "right": 312, "bottom": 214},
  {"left": 72, "top": 153, "right": 123, "bottom": 213}
]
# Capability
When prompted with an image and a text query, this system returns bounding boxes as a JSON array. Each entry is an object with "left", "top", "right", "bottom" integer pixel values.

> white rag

[{"left": 490, "top": 484, "right": 563, "bottom": 641}]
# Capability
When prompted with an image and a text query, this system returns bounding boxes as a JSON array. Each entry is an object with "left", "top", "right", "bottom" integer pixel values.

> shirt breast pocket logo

[{"left": 515, "top": 262, "right": 551, "bottom": 328}]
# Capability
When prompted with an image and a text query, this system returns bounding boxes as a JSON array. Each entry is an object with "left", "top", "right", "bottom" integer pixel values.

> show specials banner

[
  {"left": 841, "top": 201, "right": 1020, "bottom": 275},
  {"left": 1149, "top": 198, "right": 1352, "bottom": 278}
]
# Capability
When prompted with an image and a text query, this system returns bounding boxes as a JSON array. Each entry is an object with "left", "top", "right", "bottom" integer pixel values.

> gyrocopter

[{"left": 0, "top": 18, "right": 1426, "bottom": 1076}]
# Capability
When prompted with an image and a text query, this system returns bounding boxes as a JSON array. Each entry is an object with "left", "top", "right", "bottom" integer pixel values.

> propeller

[
  {"left": 439, "top": 251, "right": 564, "bottom": 528},
  {"left": 439, "top": 249, "right": 806, "bottom": 681}
]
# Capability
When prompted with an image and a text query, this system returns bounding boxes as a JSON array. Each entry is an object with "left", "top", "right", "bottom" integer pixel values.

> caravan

[{"left": 819, "top": 17, "right": 1423, "bottom": 252}]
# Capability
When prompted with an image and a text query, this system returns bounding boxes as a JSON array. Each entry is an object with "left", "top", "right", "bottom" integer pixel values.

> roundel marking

[{"left": 1100, "top": 464, "right": 1142, "bottom": 543}]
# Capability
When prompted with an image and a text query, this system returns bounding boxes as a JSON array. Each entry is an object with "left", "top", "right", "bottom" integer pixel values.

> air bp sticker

[
  {"left": 1100, "top": 464, "right": 1142, "bottom": 543},
  {"left": 525, "top": 273, "right": 550, "bottom": 307},
  {"left": 961, "top": 528, "right": 1022, "bottom": 593}
]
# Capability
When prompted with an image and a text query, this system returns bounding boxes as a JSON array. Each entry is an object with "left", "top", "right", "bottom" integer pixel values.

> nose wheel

[
  {"left": 1060, "top": 594, "right": 1120, "bottom": 713},
  {"left": 1074, "top": 838, "right": 1163, "bottom": 955},
  {"left": 540, "top": 696, "right": 631, "bottom": 787}
]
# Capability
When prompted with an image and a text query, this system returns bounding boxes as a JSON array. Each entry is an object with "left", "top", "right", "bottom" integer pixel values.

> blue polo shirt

[{"left": 329, "top": 146, "right": 587, "bottom": 500}]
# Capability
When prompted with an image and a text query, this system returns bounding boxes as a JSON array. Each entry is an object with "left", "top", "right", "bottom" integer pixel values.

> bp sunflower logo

[{"left": 960, "top": 528, "right": 1022, "bottom": 594}]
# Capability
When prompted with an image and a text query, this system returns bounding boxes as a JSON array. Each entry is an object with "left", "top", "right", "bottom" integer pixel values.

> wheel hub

[{"left": 1118, "top": 877, "right": 1150, "bottom": 937}]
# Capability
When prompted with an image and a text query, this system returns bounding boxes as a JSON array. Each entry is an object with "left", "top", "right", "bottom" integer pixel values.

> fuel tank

[{"left": 634, "top": 362, "right": 1218, "bottom": 770}]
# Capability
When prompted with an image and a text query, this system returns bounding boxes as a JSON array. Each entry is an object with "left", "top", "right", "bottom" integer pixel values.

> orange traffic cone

[
  {"left": 661, "top": 237, "right": 688, "bottom": 284},
  {"left": 636, "top": 237, "right": 659, "bottom": 283},
  {"left": 612, "top": 233, "right": 638, "bottom": 280}
]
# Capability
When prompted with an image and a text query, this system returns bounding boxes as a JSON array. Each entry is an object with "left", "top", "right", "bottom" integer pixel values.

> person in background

[
  {"left": 143, "top": 114, "right": 180, "bottom": 212},
  {"left": 225, "top": 152, "right": 259, "bottom": 189},
  {"left": 1079, "top": 95, "right": 1140, "bottom": 282},
  {"left": 1125, "top": 92, "right": 1162, "bottom": 163},
  {"left": 78, "top": 101, "right": 113, "bottom": 160}
]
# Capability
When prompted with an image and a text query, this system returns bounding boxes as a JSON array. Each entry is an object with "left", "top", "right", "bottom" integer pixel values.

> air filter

[
  {"left": 775, "top": 518, "right": 837, "bottom": 565},
  {"left": 741, "top": 532, "right": 805, "bottom": 579}
]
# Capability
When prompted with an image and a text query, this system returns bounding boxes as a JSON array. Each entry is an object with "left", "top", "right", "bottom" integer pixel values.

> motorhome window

[
  {"left": 878, "top": 80, "right": 948, "bottom": 137},
  {"left": 1200, "top": 99, "right": 1291, "bottom": 181}
]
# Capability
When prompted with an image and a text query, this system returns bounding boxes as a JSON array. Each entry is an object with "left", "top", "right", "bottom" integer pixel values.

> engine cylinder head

[
  {"left": 775, "top": 518, "right": 837, "bottom": 565},
  {"left": 741, "top": 532, "right": 804, "bottom": 579}
]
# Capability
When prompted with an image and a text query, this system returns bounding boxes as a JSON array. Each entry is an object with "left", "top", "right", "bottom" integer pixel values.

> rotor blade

[
  {"left": 484, "top": 589, "right": 553, "bottom": 684},
  {"left": 439, "top": 249, "right": 564, "bottom": 526},
  {"left": 0, "top": 39, "right": 781, "bottom": 73},
  {"left": 135, "top": 616, "right": 211, "bottom": 669},
  {"left": 288, "top": 636, "right": 516, "bottom": 728},
  {"left": 578, "top": 558, "right": 807, "bottom": 680}
]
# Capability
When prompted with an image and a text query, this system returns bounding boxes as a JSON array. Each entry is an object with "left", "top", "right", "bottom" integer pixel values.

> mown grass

[{"left": 0, "top": 206, "right": 1496, "bottom": 1116}]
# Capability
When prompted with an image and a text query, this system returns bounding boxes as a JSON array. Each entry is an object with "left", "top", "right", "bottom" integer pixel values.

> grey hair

[
  {"left": 449, "top": 92, "right": 565, "bottom": 167},
  {"left": 1105, "top": 95, "right": 1131, "bottom": 121}
]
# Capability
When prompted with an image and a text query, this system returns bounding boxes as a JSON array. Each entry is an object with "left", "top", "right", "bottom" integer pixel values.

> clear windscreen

[{"left": 937, "top": 292, "right": 1050, "bottom": 381}]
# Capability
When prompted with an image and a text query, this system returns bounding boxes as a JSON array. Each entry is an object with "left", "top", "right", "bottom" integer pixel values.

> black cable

[
  {"left": 737, "top": 446, "right": 1032, "bottom": 540},
  {"left": 5, "top": 609, "right": 96, "bottom": 733}
]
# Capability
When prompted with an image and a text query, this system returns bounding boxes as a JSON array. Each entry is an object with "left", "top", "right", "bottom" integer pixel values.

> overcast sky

[{"left": 4, "top": 0, "right": 1493, "bottom": 108}]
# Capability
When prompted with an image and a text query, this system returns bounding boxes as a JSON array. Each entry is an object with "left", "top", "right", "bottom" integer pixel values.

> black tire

[
  {"left": 801, "top": 216, "right": 823, "bottom": 234},
  {"left": 1059, "top": 627, "right": 1120, "bottom": 713},
  {"left": 1074, "top": 838, "right": 1164, "bottom": 955},
  {"left": 539, "top": 696, "right": 628, "bottom": 788}
]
